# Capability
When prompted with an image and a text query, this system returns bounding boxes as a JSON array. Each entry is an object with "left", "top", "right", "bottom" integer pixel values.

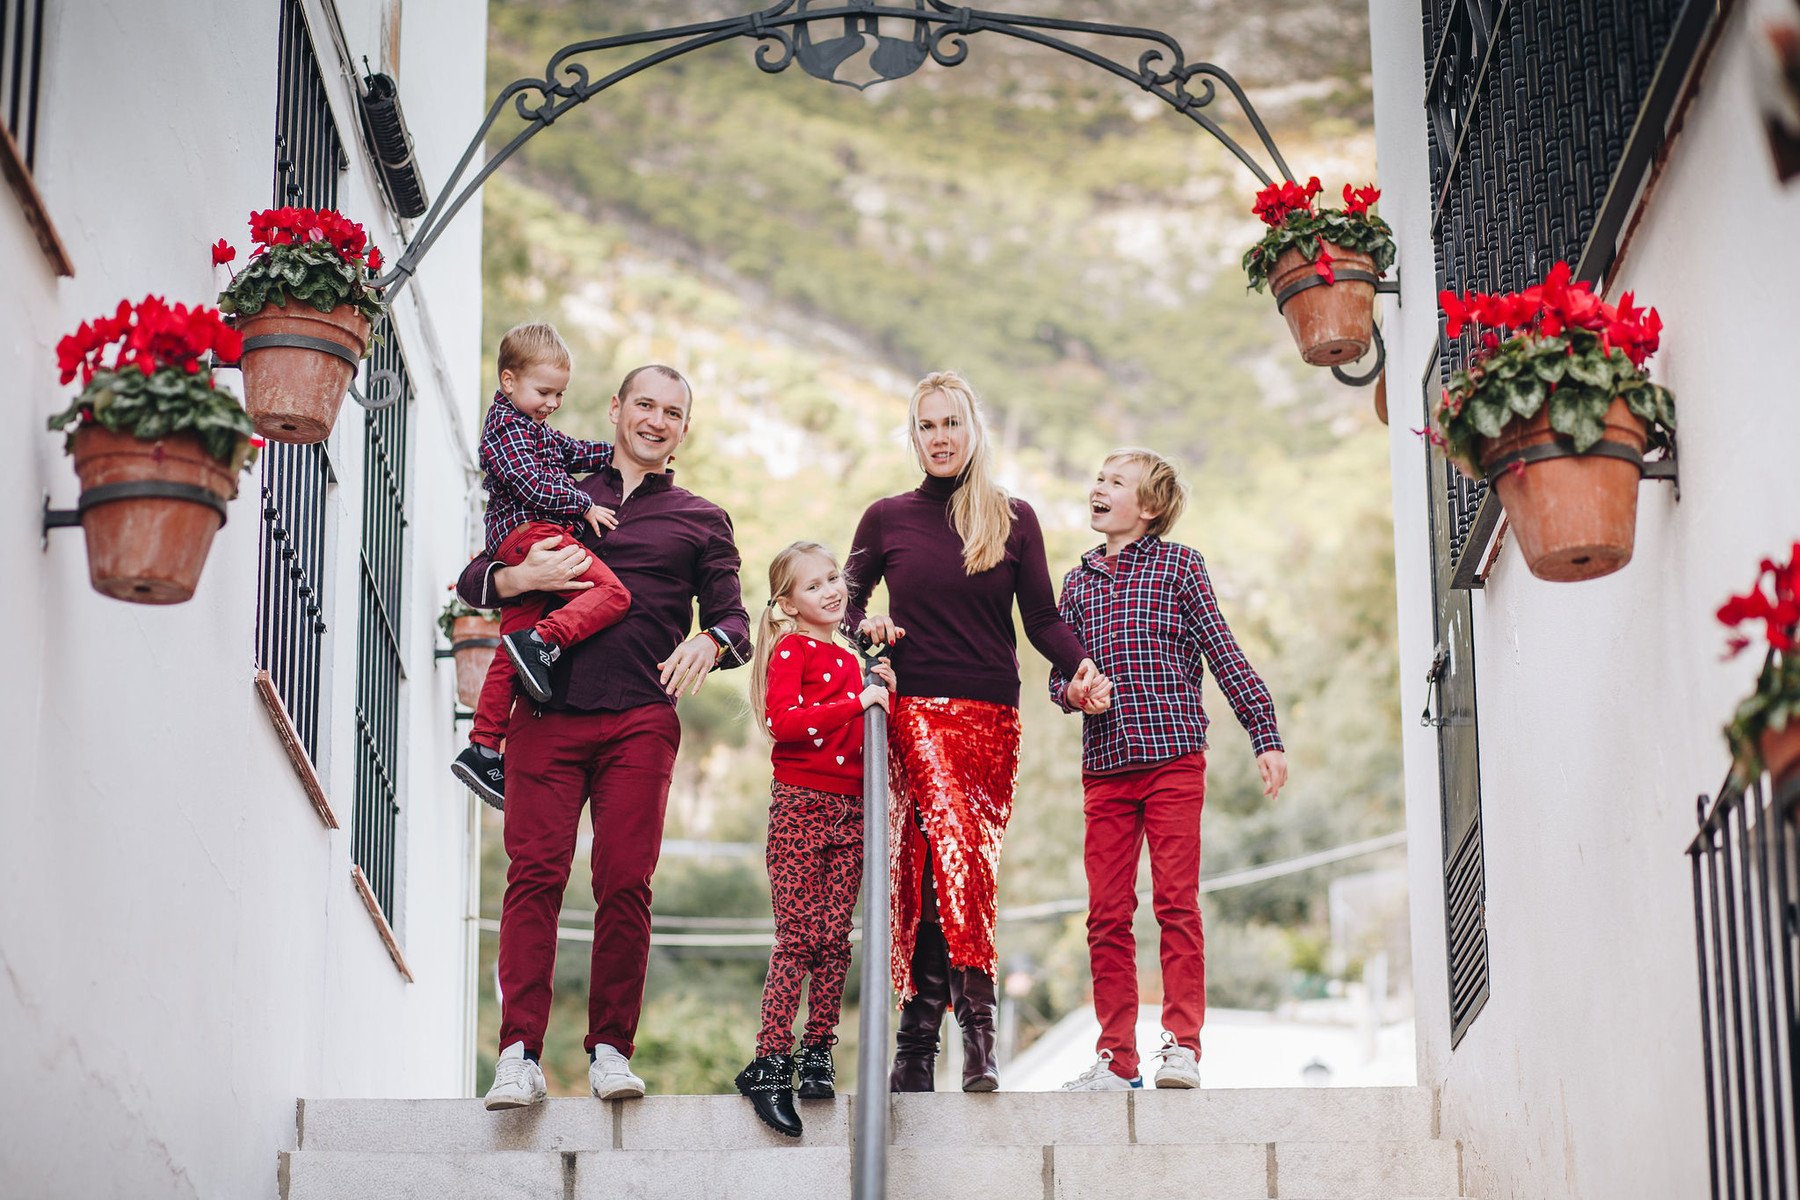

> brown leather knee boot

[
  {"left": 950, "top": 966, "right": 1000, "bottom": 1092},
  {"left": 890, "top": 921, "right": 950, "bottom": 1092}
]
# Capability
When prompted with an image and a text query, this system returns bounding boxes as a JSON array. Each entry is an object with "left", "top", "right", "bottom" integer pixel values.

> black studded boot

[
  {"left": 796, "top": 1043, "right": 836, "bottom": 1100},
  {"left": 735, "top": 1054, "right": 803, "bottom": 1138}
]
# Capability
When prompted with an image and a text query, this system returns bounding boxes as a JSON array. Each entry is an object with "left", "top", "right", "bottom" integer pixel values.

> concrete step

[
  {"left": 284, "top": 1089, "right": 1463, "bottom": 1199},
  {"left": 297, "top": 1087, "right": 1437, "bottom": 1153},
  {"left": 281, "top": 1144, "right": 1464, "bottom": 1200}
]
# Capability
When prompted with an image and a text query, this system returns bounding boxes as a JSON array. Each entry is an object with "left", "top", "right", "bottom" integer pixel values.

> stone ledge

[
  {"left": 1052, "top": 1141, "right": 1268, "bottom": 1199},
  {"left": 1274, "top": 1138, "right": 1463, "bottom": 1198},
  {"left": 621, "top": 1093, "right": 851, "bottom": 1149},
  {"left": 1133, "top": 1086, "right": 1435, "bottom": 1145}
]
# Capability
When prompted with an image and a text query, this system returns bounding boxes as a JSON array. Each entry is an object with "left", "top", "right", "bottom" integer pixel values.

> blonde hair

[
  {"left": 908, "top": 370, "right": 1014, "bottom": 574},
  {"left": 1104, "top": 446, "right": 1189, "bottom": 539},
  {"left": 497, "top": 321, "right": 573, "bottom": 379},
  {"left": 749, "top": 541, "right": 840, "bottom": 740}
]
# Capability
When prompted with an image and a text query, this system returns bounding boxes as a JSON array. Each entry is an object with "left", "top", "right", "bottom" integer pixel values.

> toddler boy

[
  {"left": 1050, "top": 447, "right": 1287, "bottom": 1090},
  {"left": 449, "top": 323, "right": 630, "bottom": 809}
]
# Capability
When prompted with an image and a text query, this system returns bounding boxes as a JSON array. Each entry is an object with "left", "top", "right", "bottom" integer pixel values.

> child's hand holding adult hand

[
  {"left": 1256, "top": 750, "right": 1288, "bottom": 799},
  {"left": 1067, "top": 658, "right": 1109, "bottom": 711}
]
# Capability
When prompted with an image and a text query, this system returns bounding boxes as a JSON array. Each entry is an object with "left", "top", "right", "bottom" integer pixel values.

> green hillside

[{"left": 474, "top": 0, "right": 1401, "bottom": 1095}]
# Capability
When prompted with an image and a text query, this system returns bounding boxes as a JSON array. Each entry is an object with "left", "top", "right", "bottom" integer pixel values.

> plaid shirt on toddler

[
  {"left": 1049, "top": 535, "right": 1283, "bottom": 773},
  {"left": 479, "top": 391, "right": 612, "bottom": 554}
]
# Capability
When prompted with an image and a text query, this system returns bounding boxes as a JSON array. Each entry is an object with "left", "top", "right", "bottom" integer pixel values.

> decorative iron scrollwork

[{"left": 376, "top": 2, "right": 1301, "bottom": 295}]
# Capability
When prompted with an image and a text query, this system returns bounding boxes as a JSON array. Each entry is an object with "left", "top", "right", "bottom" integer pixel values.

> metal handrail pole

[{"left": 853, "top": 651, "right": 891, "bottom": 1200}]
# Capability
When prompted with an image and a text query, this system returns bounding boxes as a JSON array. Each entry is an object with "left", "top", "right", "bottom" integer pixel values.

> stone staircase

[{"left": 281, "top": 1087, "right": 1465, "bottom": 1199}]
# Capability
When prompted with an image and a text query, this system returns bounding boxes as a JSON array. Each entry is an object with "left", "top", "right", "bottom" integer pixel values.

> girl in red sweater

[{"left": 735, "top": 541, "right": 895, "bottom": 1138}]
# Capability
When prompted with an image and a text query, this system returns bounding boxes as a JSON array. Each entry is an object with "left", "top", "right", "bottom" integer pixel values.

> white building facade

[
  {"left": 0, "top": 1, "right": 487, "bottom": 1196},
  {"left": 1372, "top": 2, "right": 1800, "bottom": 1198}
]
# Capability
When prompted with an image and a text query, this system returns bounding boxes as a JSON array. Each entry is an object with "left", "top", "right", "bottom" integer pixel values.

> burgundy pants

[
  {"left": 755, "top": 780, "right": 864, "bottom": 1056},
  {"left": 1083, "top": 752, "right": 1206, "bottom": 1079},
  {"left": 496, "top": 702, "right": 680, "bottom": 1057},
  {"left": 470, "top": 520, "right": 630, "bottom": 749}
]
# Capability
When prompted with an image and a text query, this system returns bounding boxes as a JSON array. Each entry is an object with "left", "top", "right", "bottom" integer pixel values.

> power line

[{"left": 479, "top": 830, "right": 1407, "bottom": 949}]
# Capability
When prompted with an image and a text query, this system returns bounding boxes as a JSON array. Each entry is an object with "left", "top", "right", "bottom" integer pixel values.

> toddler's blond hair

[{"left": 497, "top": 321, "right": 573, "bottom": 380}]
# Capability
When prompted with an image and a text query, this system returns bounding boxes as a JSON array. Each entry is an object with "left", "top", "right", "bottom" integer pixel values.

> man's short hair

[
  {"left": 1105, "top": 446, "right": 1189, "bottom": 539},
  {"left": 497, "top": 322, "right": 572, "bottom": 379},
  {"left": 616, "top": 363, "right": 693, "bottom": 408}
]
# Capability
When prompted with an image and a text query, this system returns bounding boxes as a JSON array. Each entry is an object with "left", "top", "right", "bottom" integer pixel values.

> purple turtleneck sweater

[{"left": 845, "top": 474, "right": 1087, "bottom": 708}]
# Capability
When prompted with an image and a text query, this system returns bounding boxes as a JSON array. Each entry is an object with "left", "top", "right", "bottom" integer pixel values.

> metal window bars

[
  {"left": 1690, "top": 745, "right": 1800, "bottom": 1200},
  {"left": 0, "top": 0, "right": 46, "bottom": 170},
  {"left": 256, "top": 0, "right": 343, "bottom": 763},
  {"left": 1422, "top": 0, "right": 1690, "bottom": 591},
  {"left": 353, "top": 319, "right": 411, "bottom": 921}
]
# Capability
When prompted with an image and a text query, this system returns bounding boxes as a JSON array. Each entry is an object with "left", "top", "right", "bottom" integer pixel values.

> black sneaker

[
  {"left": 503, "top": 629, "right": 561, "bottom": 703},
  {"left": 451, "top": 745, "right": 505, "bottom": 811},
  {"left": 735, "top": 1054, "right": 803, "bottom": 1138},
  {"left": 796, "top": 1043, "right": 835, "bottom": 1100}
]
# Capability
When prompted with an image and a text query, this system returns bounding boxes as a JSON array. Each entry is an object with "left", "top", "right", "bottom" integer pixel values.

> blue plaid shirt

[
  {"left": 479, "top": 391, "right": 611, "bottom": 553},
  {"left": 1049, "top": 536, "right": 1283, "bottom": 773}
]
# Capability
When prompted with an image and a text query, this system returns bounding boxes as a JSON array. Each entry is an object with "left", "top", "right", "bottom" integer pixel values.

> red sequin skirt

[{"left": 887, "top": 695, "right": 1021, "bottom": 1001}]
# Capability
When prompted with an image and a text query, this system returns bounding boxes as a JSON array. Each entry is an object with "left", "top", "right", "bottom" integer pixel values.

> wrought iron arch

[{"left": 381, "top": 1, "right": 1308, "bottom": 292}]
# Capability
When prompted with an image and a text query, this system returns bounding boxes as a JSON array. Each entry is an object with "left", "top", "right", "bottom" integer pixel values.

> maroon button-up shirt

[{"left": 457, "top": 450, "right": 752, "bottom": 713}]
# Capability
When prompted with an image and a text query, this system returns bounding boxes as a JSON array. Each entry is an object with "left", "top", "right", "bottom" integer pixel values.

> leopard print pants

[{"left": 755, "top": 780, "right": 865, "bottom": 1057}]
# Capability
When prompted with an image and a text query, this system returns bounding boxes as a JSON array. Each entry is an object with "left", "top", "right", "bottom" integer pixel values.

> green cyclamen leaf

[{"left": 1469, "top": 397, "right": 1508, "bottom": 439}]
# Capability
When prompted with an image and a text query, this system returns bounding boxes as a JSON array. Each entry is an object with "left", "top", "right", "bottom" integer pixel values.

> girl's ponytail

[{"left": 748, "top": 541, "right": 835, "bottom": 740}]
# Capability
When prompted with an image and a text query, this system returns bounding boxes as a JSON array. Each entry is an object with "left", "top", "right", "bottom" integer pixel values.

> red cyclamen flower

[{"left": 1342, "top": 183, "right": 1381, "bottom": 217}]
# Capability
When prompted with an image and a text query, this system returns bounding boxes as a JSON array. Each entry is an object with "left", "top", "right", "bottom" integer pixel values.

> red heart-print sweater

[{"left": 766, "top": 632, "right": 868, "bottom": 796}]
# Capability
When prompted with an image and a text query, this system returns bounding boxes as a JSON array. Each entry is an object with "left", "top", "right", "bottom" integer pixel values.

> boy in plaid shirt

[
  {"left": 1049, "top": 447, "right": 1287, "bottom": 1091},
  {"left": 449, "top": 323, "right": 631, "bottom": 810}
]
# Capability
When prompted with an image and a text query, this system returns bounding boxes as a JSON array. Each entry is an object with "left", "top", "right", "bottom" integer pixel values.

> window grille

[
  {"left": 353, "top": 321, "right": 411, "bottom": 921},
  {"left": 257, "top": 0, "right": 343, "bottom": 761},
  {"left": 1690, "top": 761, "right": 1800, "bottom": 1200},
  {"left": 0, "top": 0, "right": 46, "bottom": 169},
  {"left": 1418, "top": 0, "right": 1697, "bottom": 1048}
]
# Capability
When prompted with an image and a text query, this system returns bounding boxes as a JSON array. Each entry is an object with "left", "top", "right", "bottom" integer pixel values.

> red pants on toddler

[
  {"left": 755, "top": 780, "right": 864, "bottom": 1056},
  {"left": 469, "top": 520, "right": 630, "bottom": 750},
  {"left": 1083, "top": 751, "right": 1207, "bottom": 1079}
]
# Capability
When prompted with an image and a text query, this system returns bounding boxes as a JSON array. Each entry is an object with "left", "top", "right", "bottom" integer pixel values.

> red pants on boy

[
  {"left": 1083, "top": 751, "right": 1207, "bottom": 1080},
  {"left": 469, "top": 520, "right": 631, "bottom": 750}
]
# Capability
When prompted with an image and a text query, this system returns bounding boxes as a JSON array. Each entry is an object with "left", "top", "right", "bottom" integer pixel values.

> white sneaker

[
  {"left": 589, "top": 1043, "right": 646, "bottom": 1099},
  {"left": 1060, "top": 1049, "right": 1142, "bottom": 1091},
  {"left": 484, "top": 1041, "right": 547, "bottom": 1110},
  {"left": 1152, "top": 1031, "right": 1200, "bottom": 1089}
]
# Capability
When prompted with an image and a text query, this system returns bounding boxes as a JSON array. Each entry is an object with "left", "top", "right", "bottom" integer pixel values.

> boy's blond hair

[
  {"left": 497, "top": 322, "right": 573, "bottom": 379},
  {"left": 1105, "top": 446, "right": 1188, "bottom": 539}
]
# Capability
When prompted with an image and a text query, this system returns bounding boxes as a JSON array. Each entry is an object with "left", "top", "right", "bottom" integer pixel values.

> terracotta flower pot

[
  {"left": 70, "top": 426, "right": 236, "bottom": 605},
  {"left": 1761, "top": 720, "right": 1800, "bottom": 793},
  {"left": 451, "top": 614, "right": 502, "bottom": 709},
  {"left": 237, "top": 301, "right": 371, "bottom": 444},
  {"left": 1479, "top": 397, "right": 1647, "bottom": 583},
  {"left": 1270, "top": 241, "right": 1377, "bottom": 366}
]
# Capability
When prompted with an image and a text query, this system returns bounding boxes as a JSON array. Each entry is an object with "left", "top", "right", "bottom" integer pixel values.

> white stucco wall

[
  {"left": 1372, "top": 3, "right": 1800, "bottom": 1198},
  {"left": 0, "top": 2, "right": 486, "bottom": 1197}
]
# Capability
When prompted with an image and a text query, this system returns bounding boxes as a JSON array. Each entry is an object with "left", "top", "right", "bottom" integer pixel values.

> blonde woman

[{"left": 847, "top": 371, "right": 1108, "bottom": 1092}]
